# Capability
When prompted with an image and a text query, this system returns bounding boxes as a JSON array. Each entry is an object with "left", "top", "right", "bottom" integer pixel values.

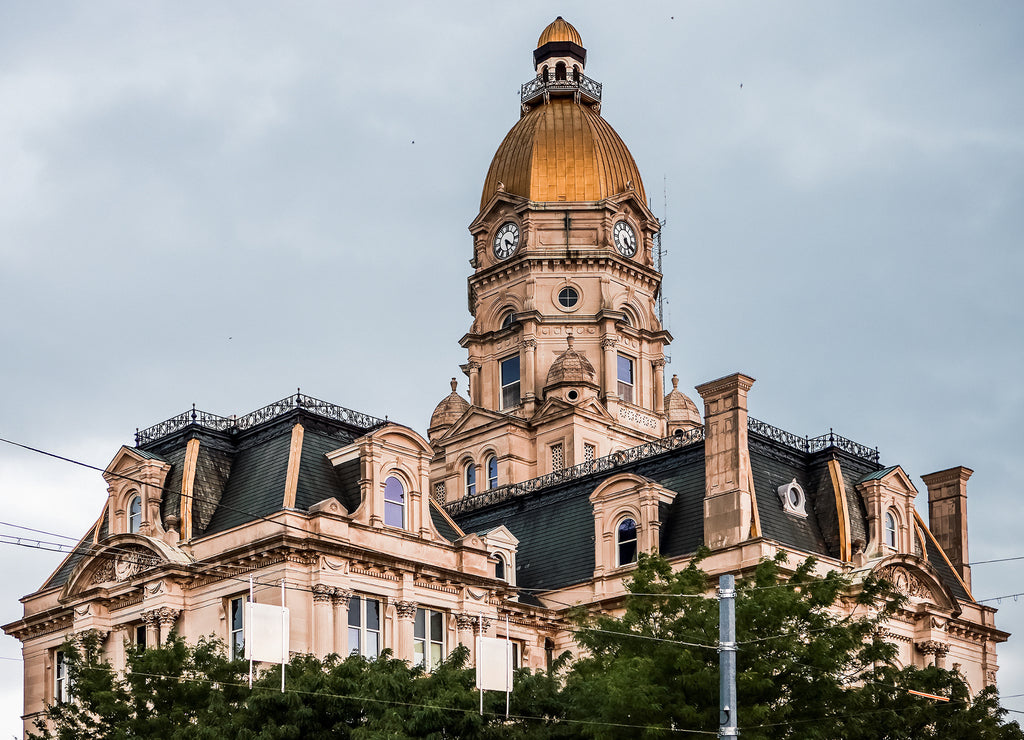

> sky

[{"left": 1, "top": 0, "right": 1022, "bottom": 734}]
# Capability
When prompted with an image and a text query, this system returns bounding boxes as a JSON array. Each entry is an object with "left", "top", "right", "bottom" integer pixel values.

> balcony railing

[
  {"left": 445, "top": 426, "right": 704, "bottom": 516},
  {"left": 135, "top": 392, "right": 386, "bottom": 446},
  {"left": 748, "top": 417, "right": 880, "bottom": 464},
  {"left": 521, "top": 73, "right": 602, "bottom": 106}
]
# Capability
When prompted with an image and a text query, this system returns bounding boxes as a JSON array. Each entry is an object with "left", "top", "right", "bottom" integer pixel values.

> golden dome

[
  {"left": 537, "top": 17, "right": 582, "bottom": 48},
  {"left": 429, "top": 378, "right": 469, "bottom": 441},
  {"left": 481, "top": 98, "right": 646, "bottom": 208}
]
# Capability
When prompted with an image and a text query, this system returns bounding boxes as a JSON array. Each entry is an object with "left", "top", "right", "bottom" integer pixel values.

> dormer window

[
  {"left": 885, "top": 511, "right": 898, "bottom": 549},
  {"left": 128, "top": 494, "right": 142, "bottom": 533},
  {"left": 494, "top": 552, "right": 507, "bottom": 581},
  {"left": 777, "top": 479, "right": 807, "bottom": 517},
  {"left": 384, "top": 476, "right": 406, "bottom": 528},
  {"left": 617, "top": 517, "right": 638, "bottom": 566}
]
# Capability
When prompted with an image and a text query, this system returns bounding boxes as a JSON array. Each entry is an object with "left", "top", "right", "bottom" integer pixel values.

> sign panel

[
  {"left": 476, "top": 637, "right": 513, "bottom": 692},
  {"left": 245, "top": 602, "right": 290, "bottom": 664}
]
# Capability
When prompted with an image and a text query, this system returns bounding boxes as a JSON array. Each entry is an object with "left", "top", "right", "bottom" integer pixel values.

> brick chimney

[
  {"left": 695, "top": 373, "right": 755, "bottom": 550},
  {"left": 921, "top": 466, "right": 973, "bottom": 590}
]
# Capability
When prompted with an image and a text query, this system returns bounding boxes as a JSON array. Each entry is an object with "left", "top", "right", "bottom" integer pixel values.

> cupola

[
  {"left": 534, "top": 16, "right": 586, "bottom": 79},
  {"left": 428, "top": 378, "right": 470, "bottom": 443},
  {"left": 544, "top": 335, "right": 599, "bottom": 404},
  {"left": 664, "top": 375, "right": 701, "bottom": 434}
]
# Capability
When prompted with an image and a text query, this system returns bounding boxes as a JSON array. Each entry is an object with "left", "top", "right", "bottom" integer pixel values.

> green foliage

[{"left": 33, "top": 557, "right": 1024, "bottom": 739}]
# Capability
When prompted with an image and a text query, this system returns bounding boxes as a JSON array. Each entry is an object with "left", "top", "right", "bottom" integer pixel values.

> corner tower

[{"left": 430, "top": 18, "right": 675, "bottom": 504}]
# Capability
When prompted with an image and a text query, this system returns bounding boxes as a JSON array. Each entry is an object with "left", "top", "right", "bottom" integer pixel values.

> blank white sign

[
  {"left": 245, "top": 603, "right": 289, "bottom": 664},
  {"left": 476, "top": 637, "right": 512, "bottom": 692}
]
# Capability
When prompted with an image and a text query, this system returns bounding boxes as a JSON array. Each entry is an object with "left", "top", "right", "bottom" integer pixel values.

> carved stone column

[
  {"left": 467, "top": 361, "right": 482, "bottom": 406},
  {"left": 156, "top": 607, "right": 181, "bottom": 643},
  {"left": 141, "top": 609, "right": 159, "bottom": 647},
  {"left": 332, "top": 590, "right": 352, "bottom": 657},
  {"left": 394, "top": 600, "right": 418, "bottom": 664},
  {"left": 917, "top": 640, "right": 949, "bottom": 669},
  {"left": 313, "top": 585, "right": 335, "bottom": 659},
  {"left": 522, "top": 337, "right": 537, "bottom": 412},
  {"left": 455, "top": 613, "right": 490, "bottom": 665},
  {"left": 652, "top": 358, "right": 666, "bottom": 415},
  {"left": 601, "top": 337, "right": 618, "bottom": 401}
]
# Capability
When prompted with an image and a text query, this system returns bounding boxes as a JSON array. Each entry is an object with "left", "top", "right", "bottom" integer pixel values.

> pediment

[
  {"left": 439, "top": 406, "right": 524, "bottom": 441},
  {"left": 859, "top": 465, "right": 918, "bottom": 497},
  {"left": 602, "top": 191, "right": 658, "bottom": 225},
  {"left": 470, "top": 192, "right": 530, "bottom": 233},
  {"left": 478, "top": 524, "right": 519, "bottom": 547},
  {"left": 872, "top": 555, "right": 959, "bottom": 613},
  {"left": 531, "top": 396, "right": 612, "bottom": 424},
  {"left": 104, "top": 445, "right": 166, "bottom": 479},
  {"left": 60, "top": 534, "right": 191, "bottom": 602}
]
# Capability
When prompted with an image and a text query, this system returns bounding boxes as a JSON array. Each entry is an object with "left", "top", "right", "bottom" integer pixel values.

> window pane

[
  {"left": 617, "top": 355, "right": 633, "bottom": 383},
  {"left": 348, "top": 596, "right": 362, "bottom": 627},
  {"left": 487, "top": 456, "right": 498, "bottom": 488},
  {"left": 414, "top": 609, "right": 425, "bottom": 638},
  {"left": 431, "top": 642, "right": 443, "bottom": 669},
  {"left": 366, "top": 599, "right": 380, "bottom": 630},
  {"left": 430, "top": 610, "right": 443, "bottom": 638},
  {"left": 501, "top": 356, "right": 520, "bottom": 385},
  {"left": 384, "top": 477, "right": 404, "bottom": 503},
  {"left": 348, "top": 627, "right": 361, "bottom": 654},
  {"left": 414, "top": 642, "right": 424, "bottom": 667},
  {"left": 231, "top": 598, "right": 244, "bottom": 631},
  {"left": 495, "top": 554, "right": 505, "bottom": 580},
  {"left": 384, "top": 501, "right": 404, "bottom": 528},
  {"left": 366, "top": 632, "right": 379, "bottom": 659},
  {"left": 466, "top": 465, "right": 476, "bottom": 497}
]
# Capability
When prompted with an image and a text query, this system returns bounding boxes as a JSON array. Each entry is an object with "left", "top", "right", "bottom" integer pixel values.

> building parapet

[
  {"left": 136, "top": 392, "right": 386, "bottom": 446},
  {"left": 446, "top": 426, "right": 705, "bottom": 516},
  {"left": 748, "top": 417, "right": 880, "bottom": 464}
]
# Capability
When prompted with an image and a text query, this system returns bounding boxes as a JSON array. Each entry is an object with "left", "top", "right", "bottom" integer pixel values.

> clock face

[
  {"left": 493, "top": 222, "right": 520, "bottom": 260},
  {"left": 613, "top": 221, "right": 638, "bottom": 257}
]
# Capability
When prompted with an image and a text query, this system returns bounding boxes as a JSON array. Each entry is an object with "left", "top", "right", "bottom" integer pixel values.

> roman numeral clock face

[
  {"left": 613, "top": 221, "right": 637, "bottom": 257},
  {"left": 493, "top": 221, "right": 520, "bottom": 260}
]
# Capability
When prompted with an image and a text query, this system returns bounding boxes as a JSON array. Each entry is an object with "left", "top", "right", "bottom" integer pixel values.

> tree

[
  {"left": 32, "top": 556, "right": 1023, "bottom": 739},
  {"left": 562, "top": 552, "right": 1024, "bottom": 739}
]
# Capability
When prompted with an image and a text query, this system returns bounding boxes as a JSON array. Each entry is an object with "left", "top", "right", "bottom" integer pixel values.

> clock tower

[{"left": 428, "top": 18, "right": 686, "bottom": 505}]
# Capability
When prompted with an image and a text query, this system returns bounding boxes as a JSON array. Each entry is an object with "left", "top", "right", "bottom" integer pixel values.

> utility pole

[{"left": 719, "top": 574, "right": 738, "bottom": 737}]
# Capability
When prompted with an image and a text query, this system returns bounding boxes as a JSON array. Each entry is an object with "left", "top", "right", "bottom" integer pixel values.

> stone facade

[{"left": 4, "top": 16, "right": 1009, "bottom": 735}]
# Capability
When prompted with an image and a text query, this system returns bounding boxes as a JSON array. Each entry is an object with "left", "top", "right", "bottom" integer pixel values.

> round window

[
  {"left": 788, "top": 487, "right": 801, "bottom": 507},
  {"left": 558, "top": 287, "right": 579, "bottom": 309},
  {"left": 567, "top": 390, "right": 579, "bottom": 401}
]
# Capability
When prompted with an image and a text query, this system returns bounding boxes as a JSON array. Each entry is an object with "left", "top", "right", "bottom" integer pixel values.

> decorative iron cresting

[
  {"left": 748, "top": 417, "right": 880, "bottom": 464},
  {"left": 136, "top": 393, "right": 386, "bottom": 446},
  {"left": 446, "top": 426, "right": 704, "bottom": 516},
  {"left": 521, "top": 73, "right": 602, "bottom": 106}
]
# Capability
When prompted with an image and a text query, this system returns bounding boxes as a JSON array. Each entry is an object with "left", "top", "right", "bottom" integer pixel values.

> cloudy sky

[{"left": 1, "top": 1, "right": 1022, "bottom": 734}]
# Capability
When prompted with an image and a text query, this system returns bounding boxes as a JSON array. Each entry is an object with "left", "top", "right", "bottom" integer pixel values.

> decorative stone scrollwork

[
  {"left": 916, "top": 640, "right": 949, "bottom": 657},
  {"left": 879, "top": 566, "right": 933, "bottom": 600},
  {"left": 455, "top": 612, "right": 491, "bottom": 632},
  {"left": 394, "top": 600, "right": 417, "bottom": 620},
  {"left": 332, "top": 589, "right": 352, "bottom": 609},
  {"left": 113, "top": 549, "right": 148, "bottom": 581},
  {"left": 601, "top": 337, "right": 618, "bottom": 349},
  {"left": 141, "top": 609, "right": 158, "bottom": 626},
  {"left": 312, "top": 584, "right": 335, "bottom": 603},
  {"left": 90, "top": 561, "right": 116, "bottom": 585},
  {"left": 652, "top": 358, "right": 666, "bottom": 368},
  {"left": 156, "top": 607, "right": 180, "bottom": 628},
  {"left": 987, "top": 670, "right": 997, "bottom": 686},
  {"left": 522, "top": 337, "right": 537, "bottom": 350}
]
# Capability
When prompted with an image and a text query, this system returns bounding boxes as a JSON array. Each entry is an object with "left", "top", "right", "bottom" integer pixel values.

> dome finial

[
  {"left": 450, "top": 377, "right": 458, "bottom": 392},
  {"left": 672, "top": 374, "right": 679, "bottom": 390},
  {"left": 566, "top": 333, "right": 574, "bottom": 348}
]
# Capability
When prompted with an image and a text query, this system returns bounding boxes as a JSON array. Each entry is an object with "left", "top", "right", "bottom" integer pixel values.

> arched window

[
  {"left": 384, "top": 476, "right": 406, "bottom": 529},
  {"left": 572, "top": 65, "right": 580, "bottom": 82},
  {"left": 501, "top": 311, "right": 515, "bottom": 330},
  {"left": 617, "top": 517, "right": 638, "bottom": 566},
  {"left": 884, "top": 511, "right": 897, "bottom": 549},
  {"left": 486, "top": 455, "right": 498, "bottom": 489},
  {"left": 542, "top": 65, "right": 549, "bottom": 81},
  {"left": 555, "top": 61, "right": 567, "bottom": 80},
  {"left": 128, "top": 494, "right": 142, "bottom": 533},
  {"left": 465, "top": 464, "right": 476, "bottom": 497},
  {"left": 494, "top": 553, "right": 506, "bottom": 581}
]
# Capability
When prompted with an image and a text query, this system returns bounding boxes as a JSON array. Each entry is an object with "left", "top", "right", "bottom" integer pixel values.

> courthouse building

[{"left": 4, "top": 17, "right": 1007, "bottom": 731}]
